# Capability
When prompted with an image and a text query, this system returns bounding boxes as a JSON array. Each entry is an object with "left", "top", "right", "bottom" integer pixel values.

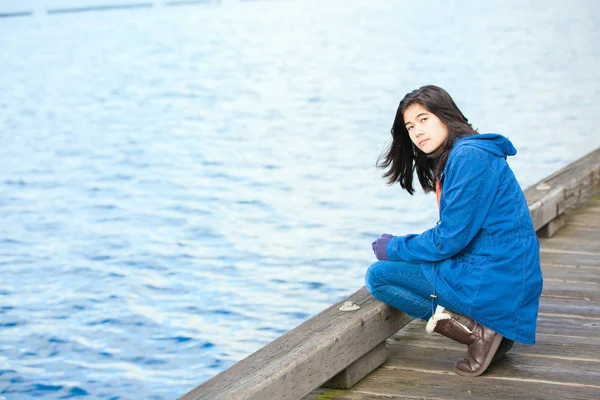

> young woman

[{"left": 366, "top": 85, "right": 543, "bottom": 377}]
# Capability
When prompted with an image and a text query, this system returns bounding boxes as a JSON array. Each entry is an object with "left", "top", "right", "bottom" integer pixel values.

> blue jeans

[{"left": 365, "top": 260, "right": 451, "bottom": 320}]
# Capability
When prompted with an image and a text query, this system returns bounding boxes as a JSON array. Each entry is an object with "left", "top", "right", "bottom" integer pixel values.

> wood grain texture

[
  {"left": 538, "top": 214, "right": 566, "bottom": 238},
  {"left": 540, "top": 281, "right": 600, "bottom": 301},
  {"left": 323, "top": 342, "right": 387, "bottom": 389},
  {"left": 305, "top": 367, "right": 600, "bottom": 400},
  {"left": 524, "top": 147, "right": 600, "bottom": 232},
  {"left": 524, "top": 148, "right": 600, "bottom": 207},
  {"left": 305, "top": 319, "right": 600, "bottom": 399},
  {"left": 539, "top": 249, "right": 600, "bottom": 267},
  {"left": 382, "top": 345, "right": 600, "bottom": 385},
  {"left": 538, "top": 296, "right": 600, "bottom": 318},
  {"left": 535, "top": 314, "right": 599, "bottom": 337},
  {"left": 542, "top": 224, "right": 600, "bottom": 243},
  {"left": 390, "top": 319, "right": 600, "bottom": 351},
  {"left": 541, "top": 264, "right": 600, "bottom": 282},
  {"left": 179, "top": 287, "right": 412, "bottom": 400}
]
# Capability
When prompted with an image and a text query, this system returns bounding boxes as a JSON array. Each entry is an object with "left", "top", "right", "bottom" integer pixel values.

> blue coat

[{"left": 385, "top": 134, "right": 543, "bottom": 344}]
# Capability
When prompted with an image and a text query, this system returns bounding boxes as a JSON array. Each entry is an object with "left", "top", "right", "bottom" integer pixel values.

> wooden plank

[
  {"left": 567, "top": 198, "right": 600, "bottom": 211},
  {"left": 323, "top": 342, "right": 387, "bottom": 389},
  {"left": 528, "top": 185, "right": 565, "bottom": 231},
  {"left": 564, "top": 209, "right": 600, "bottom": 229},
  {"left": 538, "top": 214, "right": 566, "bottom": 238},
  {"left": 562, "top": 173, "right": 598, "bottom": 213},
  {"left": 306, "top": 365, "right": 600, "bottom": 400},
  {"left": 179, "top": 287, "right": 413, "bottom": 400},
  {"left": 524, "top": 148, "right": 600, "bottom": 206},
  {"left": 540, "top": 281, "right": 599, "bottom": 301},
  {"left": 524, "top": 148, "right": 600, "bottom": 231},
  {"left": 566, "top": 220, "right": 600, "bottom": 230},
  {"left": 305, "top": 320, "right": 600, "bottom": 400},
  {"left": 540, "top": 250, "right": 600, "bottom": 267},
  {"left": 541, "top": 264, "right": 600, "bottom": 283},
  {"left": 539, "top": 296, "right": 600, "bottom": 318},
  {"left": 535, "top": 314, "right": 599, "bottom": 337},
  {"left": 380, "top": 345, "right": 600, "bottom": 385},
  {"left": 390, "top": 320, "right": 600, "bottom": 351},
  {"left": 546, "top": 224, "right": 600, "bottom": 242},
  {"left": 384, "top": 337, "right": 600, "bottom": 365},
  {"left": 534, "top": 332, "right": 600, "bottom": 346},
  {"left": 539, "top": 237, "right": 600, "bottom": 255},
  {"left": 540, "top": 202, "right": 600, "bottom": 266}
]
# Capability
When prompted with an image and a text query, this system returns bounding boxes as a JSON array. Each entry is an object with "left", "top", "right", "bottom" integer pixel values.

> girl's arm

[{"left": 386, "top": 147, "right": 500, "bottom": 262}]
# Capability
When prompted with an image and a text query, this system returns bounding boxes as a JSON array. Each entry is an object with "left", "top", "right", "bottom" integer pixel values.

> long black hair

[{"left": 377, "top": 85, "right": 477, "bottom": 194}]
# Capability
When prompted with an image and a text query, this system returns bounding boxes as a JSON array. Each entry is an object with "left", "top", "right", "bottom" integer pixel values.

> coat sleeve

[{"left": 386, "top": 147, "right": 500, "bottom": 262}]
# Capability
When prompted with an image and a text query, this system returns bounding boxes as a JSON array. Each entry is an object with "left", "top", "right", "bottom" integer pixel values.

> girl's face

[{"left": 403, "top": 103, "right": 449, "bottom": 154}]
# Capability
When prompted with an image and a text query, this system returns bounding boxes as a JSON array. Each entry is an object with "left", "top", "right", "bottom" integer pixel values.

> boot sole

[
  {"left": 453, "top": 334, "right": 504, "bottom": 377},
  {"left": 492, "top": 338, "right": 514, "bottom": 363}
]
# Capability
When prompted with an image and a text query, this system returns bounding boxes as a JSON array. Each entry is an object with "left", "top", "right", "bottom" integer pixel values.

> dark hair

[{"left": 377, "top": 85, "right": 477, "bottom": 194}]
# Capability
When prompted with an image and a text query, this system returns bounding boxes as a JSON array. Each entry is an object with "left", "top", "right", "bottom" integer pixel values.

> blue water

[{"left": 1, "top": 0, "right": 599, "bottom": 398}]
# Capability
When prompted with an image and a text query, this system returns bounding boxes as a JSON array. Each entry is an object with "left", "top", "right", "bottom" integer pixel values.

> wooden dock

[
  {"left": 179, "top": 148, "right": 600, "bottom": 400},
  {"left": 305, "top": 193, "right": 600, "bottom": 400}
]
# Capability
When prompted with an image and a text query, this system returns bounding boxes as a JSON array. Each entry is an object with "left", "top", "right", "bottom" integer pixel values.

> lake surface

[{"left": 1, "top": 0, "right": 599, "bottom": 398}]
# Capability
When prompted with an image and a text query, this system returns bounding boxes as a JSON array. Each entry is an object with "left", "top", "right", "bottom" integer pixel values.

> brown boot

[
  {"left": 453, "top": 323, "right": 503, "bottom": 376},
  {"left": 426, "top": 306, "right": 503, "bottom": 377},
  {"left": 492, "top": 337, "right": 514, "bottom": 363},
  {"left": 426, "top": 305, "right": 477, "bottom": 344}
]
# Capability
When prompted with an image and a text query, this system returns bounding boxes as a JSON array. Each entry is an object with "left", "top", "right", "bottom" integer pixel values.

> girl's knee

[{"left": 365, "top": 260, "right": 388, "bottom": 290}]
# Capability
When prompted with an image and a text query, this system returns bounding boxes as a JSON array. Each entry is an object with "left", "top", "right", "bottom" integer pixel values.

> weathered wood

[
  {"left": 391, "top": 319, "right": 600, "bottom": 350},
  {"left": 305, "top": 367, "right": 600, "bottom": 400},
  {"left": 381, "top": 344, "right": 600, "bottom": 385},
  {"left": 540, "top": 237, "right": 600, "bottom": 254},
  {"left": 528, "top": 185, "right": 565, "bottom": 232},
  {"left": 539, "top": 203, "right": 600, "bottom": 252},
  {"left": 539, "top": 252, "right": 600, "bottom": 301},
  {"left": 391, "top": 330, "right": 600, "bottom": 359},
  {"left": 179, "top": 287, "right": 412, "bottom": 400},
  {"left": 540, "top": 264, "right": 600, "bottom": 282},
  {"left": 534, "top": 332, "right": 600, "bottom": 346},
  {"left": 538, "top": 214, "right": 566, "bottom": 238},
  {"left": 396, "top": 315, "right": 600, "bottom": 346},
  {"left": 540, "top": 248, "right": 600, "bottom": 267},
  {"left": 542, "top": 224, "right": 600, "bottom": 243},
  {"left": 561, "top": 204, "right": 600, "bottom": 229},
  {"left": 323, "top": 342, "right": 387, "bottom": 389},
  {"left": 535, "top": 314, "right": 599, "bottom": 337},
  {"left": 539, "top": 296, "right": 600, "bottom": 318},
  {"left": 524, "top": 147, "right": 600, "bottom": 233},
  {"left": 540, "top": 281, "right": 600, "bottom": 301},
  {"left": 305, "top": 320, "right": 600, "bottom": 399},
  {"left": 524, "top": 148, "right": 600, "bottom": 207}
]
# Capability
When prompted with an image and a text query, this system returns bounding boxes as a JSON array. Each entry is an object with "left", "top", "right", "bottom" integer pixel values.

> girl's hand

[{"left": 372, "top": 234, "right": 394, "bottom": 260}]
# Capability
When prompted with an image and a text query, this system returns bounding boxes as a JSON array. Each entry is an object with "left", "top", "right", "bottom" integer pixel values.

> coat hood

[{"left": 454, "top": 133, "right": 517, "bottom": 158}]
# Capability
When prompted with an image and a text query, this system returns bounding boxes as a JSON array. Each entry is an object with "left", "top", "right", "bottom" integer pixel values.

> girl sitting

[{"left": 366, "top": 85, "right": 543, "bottom": 377}]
